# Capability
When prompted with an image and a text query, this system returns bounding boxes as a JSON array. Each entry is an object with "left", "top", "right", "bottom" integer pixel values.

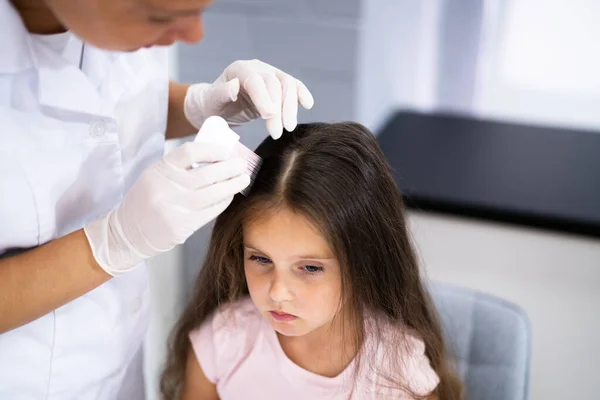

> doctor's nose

[{"left": 268, "top": 275, "right": 294, "bottom": 303}]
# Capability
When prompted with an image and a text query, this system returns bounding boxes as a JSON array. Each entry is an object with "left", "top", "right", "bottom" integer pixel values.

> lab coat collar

[
  {"left": 36, "top": 49, "right": 132, "bottom": 118},
  {"left": 0, "top": 0, "right": 35, "bottom": 73},
  {"left": 37, "top": 62, "right": 107, "bottom": 117},
  {"left": 0, "top": 0, "right": 107, "bottom": 115},
  {"left": 0, "top": 0, "right": 129, "bottom": 117}
]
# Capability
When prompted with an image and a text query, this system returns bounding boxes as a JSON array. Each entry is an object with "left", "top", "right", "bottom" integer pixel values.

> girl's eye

[
  {"left": 249, "top": 255, "right": 271, "bottom": 264},
  {"left": 301, "top": 265, "right": 324, "bottom": 274}
]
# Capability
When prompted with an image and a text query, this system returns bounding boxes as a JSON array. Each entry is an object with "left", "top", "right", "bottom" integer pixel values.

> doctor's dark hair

[{"left": 160, "top": 122, "right": 462, "bottom": 399}]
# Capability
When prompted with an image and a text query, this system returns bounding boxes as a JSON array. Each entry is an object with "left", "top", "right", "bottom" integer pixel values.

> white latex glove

[
  {"left": 183, "top": 59, "right": 315, "bottom": 139},
  {"left": 84, "top": 138, "right": 249, "bottom": 276}
]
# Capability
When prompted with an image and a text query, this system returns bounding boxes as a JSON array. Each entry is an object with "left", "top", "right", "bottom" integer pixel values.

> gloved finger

[
  {"left": 270, "top": 66, "right": 314, "bottom": 111},
  {"left": 164, "top": 141, "right": 236, "bottom": 170},
  {"left": 281, "top": 74, "right": 298, "bottom": 133},
  {"left": 262, "top": 71, "right": 284, "bottom": 139},
  {"left": 209, "top": 78, "right": 240, "bottom": 106},
  {"left": 242, "top": 72, "right": 278, "bottom": 119},
  {"left": 296, "top": 79, "right": 314, "bottom": 110},
  {"left": 176, "top": 158, "right": 248, "bottom": 190},
  {"left": 188, "top": 196, "right": 236, "bottom": 229},
  {"left": 180, "top": 174, "right": 251, "bottom": 210}
]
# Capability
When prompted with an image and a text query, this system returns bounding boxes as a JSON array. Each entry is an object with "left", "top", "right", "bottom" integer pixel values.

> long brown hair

[{"left": 160, "top": 122, "right": 462, "bottom": 399}]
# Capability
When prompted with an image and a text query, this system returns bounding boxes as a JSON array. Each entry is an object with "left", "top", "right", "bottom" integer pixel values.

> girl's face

[{"left": 243, "top": 207, "right": 343, "bottom": 338}]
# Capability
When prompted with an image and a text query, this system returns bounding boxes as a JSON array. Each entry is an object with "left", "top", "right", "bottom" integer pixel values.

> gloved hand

[
  {"left": 183, "top": 59, "right": 315, "bottom": 139},
  {"left": 84, "top": 140, "right": 249, "bottom": 276}
]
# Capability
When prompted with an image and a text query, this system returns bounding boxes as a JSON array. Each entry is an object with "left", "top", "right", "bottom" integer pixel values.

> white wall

[
  {"left": 357, "top": 0, "right": 443, "bottom": 132},
  {"left": 475, "top": 0, "right": 600, "bottom": 131}
]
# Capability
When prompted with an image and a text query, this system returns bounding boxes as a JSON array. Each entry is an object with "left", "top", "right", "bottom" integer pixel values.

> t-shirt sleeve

[
  {"left": 188, "top": 299, "right": 259, "bottom": 384},
  {"left": 188, "top": 314, "right": 219, "bottom": 383},
  {"left": 401, "top": 334, "right": 441, "bottom": 396}
]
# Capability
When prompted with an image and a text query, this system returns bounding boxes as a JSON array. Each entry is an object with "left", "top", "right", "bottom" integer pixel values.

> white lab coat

[{"left": 0, "top": 1, "right": 169, "bottom": 399}]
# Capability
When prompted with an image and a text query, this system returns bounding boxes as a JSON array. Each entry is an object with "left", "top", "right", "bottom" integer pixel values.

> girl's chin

[{"left": 271, "top": 321, "right": 307, "bottom": 337}]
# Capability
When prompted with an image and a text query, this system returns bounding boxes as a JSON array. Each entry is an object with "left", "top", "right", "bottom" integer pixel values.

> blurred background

[{"left": 144, "top": 1, "right": 600, "bottom": 399}]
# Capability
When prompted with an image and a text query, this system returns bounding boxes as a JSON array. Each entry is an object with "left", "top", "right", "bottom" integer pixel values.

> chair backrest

[{"left": 429, "top": 282, "right": 532, "bottom": 400}]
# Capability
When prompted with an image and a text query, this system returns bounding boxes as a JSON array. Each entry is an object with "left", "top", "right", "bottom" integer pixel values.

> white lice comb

[
  {"left": 232, "top": 140, "right": 262, "bottom": 196},
  {"left": 193, "top": 116, "right": 262, "bottom": 196}
]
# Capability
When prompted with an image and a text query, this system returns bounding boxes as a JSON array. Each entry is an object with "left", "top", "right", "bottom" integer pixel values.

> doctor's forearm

[
  {"left": 166, "top": 81, "right": 197, "bottom": 140},
  {"left": 0, "top": 229, "right": 111, "bottom": 334}
]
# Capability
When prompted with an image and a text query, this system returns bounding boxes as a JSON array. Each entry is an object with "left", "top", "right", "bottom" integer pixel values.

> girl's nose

[{"left": 268, "top": 277, "right": 294, "bottom": 303}]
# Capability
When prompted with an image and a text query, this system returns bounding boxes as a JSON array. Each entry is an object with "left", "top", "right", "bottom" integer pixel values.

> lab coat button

[{"left": 89, "top": 120, "right": 106, "bottom": 138}]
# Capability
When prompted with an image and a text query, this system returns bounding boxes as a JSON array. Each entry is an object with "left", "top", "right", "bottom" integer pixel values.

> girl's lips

[{"left": 269, "top": 310, "right": 297, "bottom": 322}]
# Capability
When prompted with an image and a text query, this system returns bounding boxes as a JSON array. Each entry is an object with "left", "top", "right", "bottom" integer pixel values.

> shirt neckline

[{"left": 261, "top": 316, "right": 358, "bottom": 393}]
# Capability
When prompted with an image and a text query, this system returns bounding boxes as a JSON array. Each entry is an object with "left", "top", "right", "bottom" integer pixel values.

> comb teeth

[
  {"left": 189, "top": 141, "right": 262, "bottom": 196},
  {"left": 232, "top": 142, "right": 262, "bottom": 196},
  {"left": 241, "top": 152, "right": 262, "bottom": 196}
]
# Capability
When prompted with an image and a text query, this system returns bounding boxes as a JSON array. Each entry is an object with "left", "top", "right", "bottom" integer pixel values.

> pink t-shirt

[{"left": 189, "top": 298, "right": 439, "bottom": 399}]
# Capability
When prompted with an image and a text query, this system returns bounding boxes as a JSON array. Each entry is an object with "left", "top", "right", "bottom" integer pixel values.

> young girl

[{"left": 161, "top": 122, "right": 463, "bottom": 399}]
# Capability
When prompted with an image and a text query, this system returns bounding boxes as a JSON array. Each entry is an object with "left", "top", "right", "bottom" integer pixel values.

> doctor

[{"left": 0, "top": 0, "right": 314, "bottom": 399}]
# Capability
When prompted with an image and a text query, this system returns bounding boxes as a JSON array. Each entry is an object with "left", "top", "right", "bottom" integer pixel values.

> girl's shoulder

[
  {"left": 211, "top": 297, "right": 262, "bottom": 331},
  {"left": 362, "top": 314, "right": 441, "bottom": 398},
  {"left": 190, "top": 297, "right": 262, "bottom": 344},
  {"left": 188, "top": 297, "right": 264, "bottom": 383}
]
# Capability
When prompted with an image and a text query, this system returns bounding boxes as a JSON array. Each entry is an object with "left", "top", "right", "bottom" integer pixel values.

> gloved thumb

[
  {"left": 208, "top": 78, "right": 240, "bottom": 108},
  {"left": 185, "top": 79, "right": 242, "bottom": 129}
]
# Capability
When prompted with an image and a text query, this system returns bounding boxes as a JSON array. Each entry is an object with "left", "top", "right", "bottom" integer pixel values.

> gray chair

[{"left": 429, "top": 283, "right": 532, "bottom": 400}]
